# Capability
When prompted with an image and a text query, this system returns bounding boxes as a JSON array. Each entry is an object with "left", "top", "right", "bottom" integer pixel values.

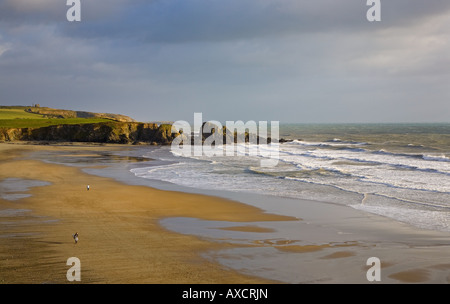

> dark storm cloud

[{"left": 54, "top": 0, "right": 450, "bottom": 43}]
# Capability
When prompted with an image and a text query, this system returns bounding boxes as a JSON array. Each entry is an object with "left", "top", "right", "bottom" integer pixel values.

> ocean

[{"left": 130, "top": 123, "right": 450, "bottom": 232}]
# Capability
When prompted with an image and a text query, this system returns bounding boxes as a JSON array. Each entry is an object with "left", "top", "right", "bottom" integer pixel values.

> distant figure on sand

[
  {"left": 73, "top": 232, "right": 79, "bottom": 244},
  {"left": 87, "top": 185, "right": 90, "bottom": 191}
]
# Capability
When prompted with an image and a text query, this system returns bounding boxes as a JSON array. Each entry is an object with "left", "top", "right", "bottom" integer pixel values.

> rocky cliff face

[
  {"left": 0, "top": 122, "right": 178, "bottom": 144},
  {"left": 0, "top": 121, "right": 285, "bottom": 145}
]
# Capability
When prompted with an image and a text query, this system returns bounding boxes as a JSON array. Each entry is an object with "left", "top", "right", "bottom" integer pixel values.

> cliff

[{"left": 0, "top": 122, "right": 178, "bottom": 145}]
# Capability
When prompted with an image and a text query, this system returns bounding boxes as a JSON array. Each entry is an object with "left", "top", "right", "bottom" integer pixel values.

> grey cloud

[
  {"left": 2, "top": 1, "right": 450, "bottom": 43},
  {"left": 57, "top": 0, "right": 450, "bottom": 44},
  {"left": 0, "top": 1, "right": 449, "bottom": 123}
]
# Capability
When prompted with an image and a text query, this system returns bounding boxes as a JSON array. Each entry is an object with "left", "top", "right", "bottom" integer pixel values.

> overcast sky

[{"left": 0, "top": 0, "right": 449, "bottom": 123}]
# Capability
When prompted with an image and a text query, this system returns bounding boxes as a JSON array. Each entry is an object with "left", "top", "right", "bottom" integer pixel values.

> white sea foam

[
  {"left": 423, "top": 154, "right": 450, "bottom": 162},
  {"left": 130, "top": 138, "right": 450, "bottom": 232},
  {"left": 351, "top": 204, "right": 450, "bottom": 232}
]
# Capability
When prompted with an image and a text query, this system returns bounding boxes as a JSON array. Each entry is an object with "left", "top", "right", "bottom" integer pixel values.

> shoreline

[{"left": 1, "top": 142, "right": 449, "bottom": 284}]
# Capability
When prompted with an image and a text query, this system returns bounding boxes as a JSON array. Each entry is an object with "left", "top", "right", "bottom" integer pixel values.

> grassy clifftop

[
  {"left": 25, "top": 106, "right": 135, "bottom": 122},
  {"left": 0, "top": 106, "right": 134, "bottom": 125},
  {"left": 0, "top": 117, "right": 112, "bottom": 129},
  {"left": 0, "top": 107, "right": 47, "bottom": 120}
]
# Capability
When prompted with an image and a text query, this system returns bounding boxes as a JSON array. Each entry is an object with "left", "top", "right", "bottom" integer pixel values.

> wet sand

[{"left": 217, "top": 226, "right": 276, "bottom": 233}]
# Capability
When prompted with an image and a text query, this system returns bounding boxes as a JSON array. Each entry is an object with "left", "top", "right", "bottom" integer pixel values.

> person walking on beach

[
  {"left": 73, "top": 232, "right": 79, "bottom": 244},
  {"left": 87, "top": 185, "right": 90, "bottom": 191}
]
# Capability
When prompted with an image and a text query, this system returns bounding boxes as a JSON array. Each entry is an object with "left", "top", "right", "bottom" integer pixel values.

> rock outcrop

[{"left": 200, "top": 122, "right": 274, "bottom": 144}]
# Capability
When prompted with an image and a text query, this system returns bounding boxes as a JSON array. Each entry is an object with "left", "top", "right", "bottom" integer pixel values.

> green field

[
  {"left": 0, "top": 118, "right": 113, "bottom": 128},
  {"left": 0, "top": 108, "right": 47, "bottom": 120},
  {"left": 0, "top": 107, "right": 112, "bottom": 128}
]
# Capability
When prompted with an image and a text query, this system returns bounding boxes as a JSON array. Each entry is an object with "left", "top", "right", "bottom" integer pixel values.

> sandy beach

[
  {"left": 0, "top": 142, "right": 449, "bottom": 284},
  {"left": 0, "top": 142, "right": 295, "bottom": 283}
]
